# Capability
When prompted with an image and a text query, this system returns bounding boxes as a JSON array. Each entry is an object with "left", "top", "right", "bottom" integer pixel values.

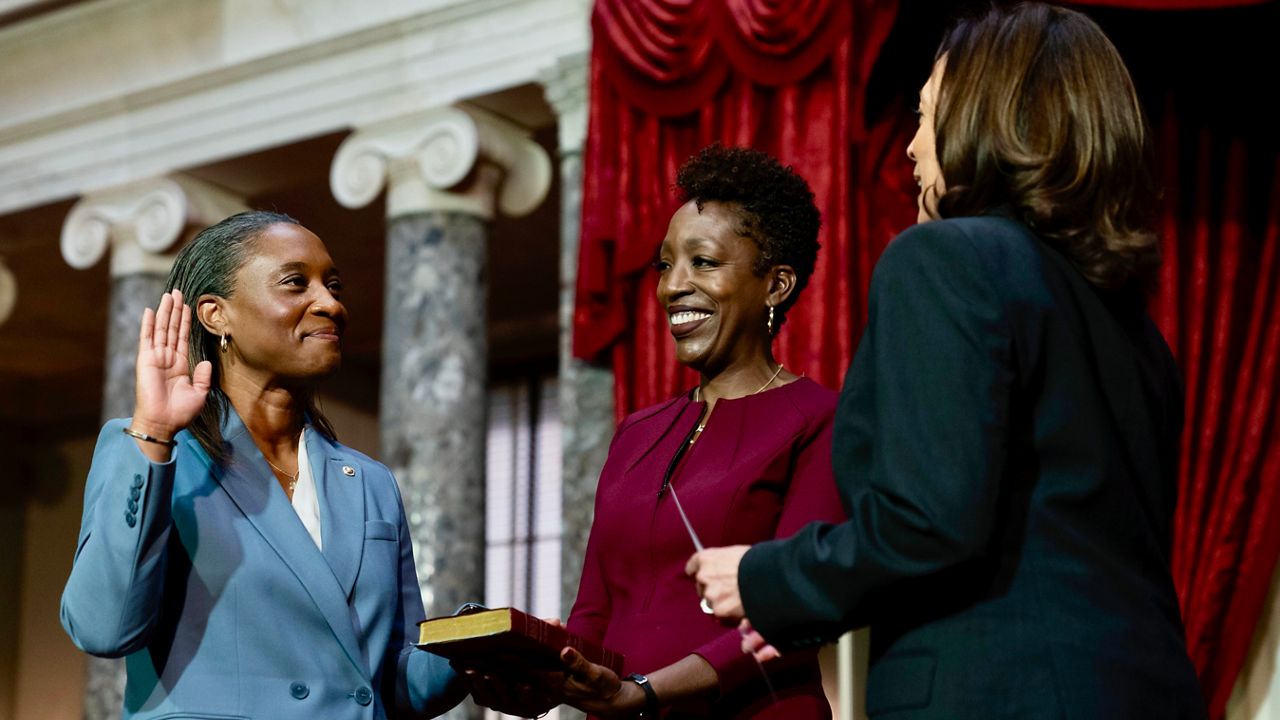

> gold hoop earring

[
  {"left": 220, "top": 333, "right": 229, "bottom": 353},
  {"left": 766, "top": 305, "right": 775, "bottom": 336}
]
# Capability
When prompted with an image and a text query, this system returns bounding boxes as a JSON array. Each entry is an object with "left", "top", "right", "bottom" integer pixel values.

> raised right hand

[{"left": 131, "top": 289, "right": 212, "bottom": 442}]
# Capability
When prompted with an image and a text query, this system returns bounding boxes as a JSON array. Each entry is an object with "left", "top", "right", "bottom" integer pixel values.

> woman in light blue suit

[{"left": 61, "top": 211, "right": 466, "bottom": 720}]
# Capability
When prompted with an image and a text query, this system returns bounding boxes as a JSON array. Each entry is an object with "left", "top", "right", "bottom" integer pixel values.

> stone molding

[
  {"left": 539, "top": 51, "right": 590, "bottom": 156},
  {"left": 331, "top": 105, "right": 551, "bottom": 220},
  {"left": 0, "top": 0, "right": 589, "bottom": 216},
  {"left": 60, "top": 174, "right": 246, "bottom": 277}
]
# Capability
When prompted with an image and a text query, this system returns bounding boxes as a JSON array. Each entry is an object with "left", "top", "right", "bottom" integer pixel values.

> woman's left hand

[
  {"left": 459, "top": 666, "right": 562, "bottom": 718},
  {"left": 558, "top": 647, "right": 644, "bottom": 718},
  {"left": 685, "top": 545, "right": 751, "bottom": 620},
  {"left": 738, "top": 619, "right": 781, "bottom": 662}
]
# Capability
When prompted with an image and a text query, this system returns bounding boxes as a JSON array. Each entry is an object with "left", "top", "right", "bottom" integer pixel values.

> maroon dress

[{"left": 567, "top": 378, "right": 844, "bottom": 718}]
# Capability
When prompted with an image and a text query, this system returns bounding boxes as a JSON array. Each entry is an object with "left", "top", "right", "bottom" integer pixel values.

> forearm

[
  {"left": 400, "top": 647, "right": 468, "bottom": 718},
  {"left": 61, "top": 419, "right": 176, "bottom": 656},
  {"left": 738, "top": 523, "right": 857, "bottom": 649},
  {"left": 392, "top": 484, "right": 471, "bottom": 718},
  {"left": 568, "top": 654, "right": 718, "bottom": 718},
  {"left": 739, "top": 225, "right": 1014, "bottom": 648},
  {"left": 740, "top": 486, "right": 992, "bottom": 650},
  {"left": 645, "top": 653, "right": 719, "bottom": 710}
]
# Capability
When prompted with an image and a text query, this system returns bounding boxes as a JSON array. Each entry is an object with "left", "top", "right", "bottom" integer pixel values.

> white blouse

[{"left": 291, "top": 428, "right": 322, "bottom": 550}]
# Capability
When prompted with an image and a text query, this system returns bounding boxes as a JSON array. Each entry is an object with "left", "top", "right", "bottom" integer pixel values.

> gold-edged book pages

[{"left": 417, "top": 606, "right": 625, "bottom": 675}]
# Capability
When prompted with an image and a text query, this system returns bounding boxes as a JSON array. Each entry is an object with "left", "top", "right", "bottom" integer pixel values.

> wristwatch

[{"left": 624, "top": 672, "right": 660, "bottom": 719}]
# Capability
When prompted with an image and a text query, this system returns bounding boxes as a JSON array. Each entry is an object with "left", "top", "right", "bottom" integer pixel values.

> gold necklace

[
  {"left": 265, "top": 456, "right": 300, "bottom": 495},
  {"left": 690, "top": 363, "right": 785, "bottom": 444}
]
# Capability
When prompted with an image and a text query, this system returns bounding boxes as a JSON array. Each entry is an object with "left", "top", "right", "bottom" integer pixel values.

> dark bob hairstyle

[{"left": 933, "top": 2, "right": 1159, "bottom": 291}]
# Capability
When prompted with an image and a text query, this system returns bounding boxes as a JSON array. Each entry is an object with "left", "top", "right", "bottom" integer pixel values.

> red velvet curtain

[
  {"left": 574, "top": 0, "right": 914, "bottom": 417},
  {"left": 576, "top": 3, "right": 1280, "bottom": 718},
  {"left": 1154, "top": 104, "right": 1280, "bottom": 718}
]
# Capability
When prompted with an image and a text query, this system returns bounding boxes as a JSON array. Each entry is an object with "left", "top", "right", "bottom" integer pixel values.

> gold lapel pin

[{"left": 342, "top": 465, "right": 356, "bottom": 477}]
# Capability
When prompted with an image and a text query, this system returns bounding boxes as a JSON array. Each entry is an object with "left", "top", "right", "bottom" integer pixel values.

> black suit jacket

[{"left": 740, "top": 216, "right": 1206, "bottom": 719}]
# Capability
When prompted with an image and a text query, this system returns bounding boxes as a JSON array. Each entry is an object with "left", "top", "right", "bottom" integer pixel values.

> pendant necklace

[
  {"left": 266, "top": 456, "right": 300, "bottom": 496},
  {"left": 689, "top": 363, "right": 784, "bottom": 445}
]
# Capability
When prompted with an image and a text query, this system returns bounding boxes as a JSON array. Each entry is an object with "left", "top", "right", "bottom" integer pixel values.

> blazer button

[
  {"left": 130, "top": 487, "right": 141, "bottom": 501},
  {"left": 127, "top": 499, "right": 138, "bottom": 513},
  {"left": 290, "top": 681, "right": 309, "bottom": 700},
  {"left": 124, "top": 511, "right": 136, "bottom": 528},
  {"left": 131, "top": 474, "right": 143, "bottom": 489},
  {"left": 353, "top": 686, "right": 373, "bottom": 705}
]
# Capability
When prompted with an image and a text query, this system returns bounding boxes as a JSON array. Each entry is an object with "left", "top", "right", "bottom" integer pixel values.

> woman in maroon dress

[{"left": 544, "top": 145, "right": 844, "bottom": 719}]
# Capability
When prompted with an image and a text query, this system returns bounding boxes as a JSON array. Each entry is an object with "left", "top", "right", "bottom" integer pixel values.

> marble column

[
  {"left": 380, "top": 207, "right": 489, "bottom": 617},
  {"left": 61, "top": 175, "right": 246, "bottom": 720},
  {"left": 541, "top": 53, "right": 617, "bottom": 628},
  {"left": 331, "top": 108, "right": 550, "bottom": 720}
]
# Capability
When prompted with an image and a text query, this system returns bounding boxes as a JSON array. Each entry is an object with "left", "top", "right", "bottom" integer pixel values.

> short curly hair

[{"left": 675, "top": 144, "right": 822, "bottom": 323}]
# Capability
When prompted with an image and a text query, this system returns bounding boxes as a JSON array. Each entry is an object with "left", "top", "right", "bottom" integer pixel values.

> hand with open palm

[{"left": 128, "top": 289, "right": 212, "bottom": 460}]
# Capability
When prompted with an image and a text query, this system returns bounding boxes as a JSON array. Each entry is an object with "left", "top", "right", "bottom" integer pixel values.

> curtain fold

[
  {"left": 576, "top": 0, "right": 909, "bottom": 417},
  {"left": 1156, "top": 103, "right": 1280, "bottom": 719},
  {"left": 591, "top": 0, "right": 858, "bottom": 117},
  {"left": 577, "top": 4, "right": 1280, "bottom": 719}
]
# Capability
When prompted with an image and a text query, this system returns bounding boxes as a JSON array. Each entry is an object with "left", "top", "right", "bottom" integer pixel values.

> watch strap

[{"left": 624, "top": 672, "right": 660, "bottom": 719}]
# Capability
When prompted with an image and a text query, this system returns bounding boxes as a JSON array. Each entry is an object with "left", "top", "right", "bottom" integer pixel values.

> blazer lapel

[
  {"left": 307, "top": 429, "right": 365, "bottom": 601},
  {"left": 214, "top": 410, "right": 367, "bottom": 674}
]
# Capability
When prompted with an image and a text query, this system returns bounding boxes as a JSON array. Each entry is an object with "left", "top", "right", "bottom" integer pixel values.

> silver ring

[{"left": 700, "top": 598, "right": 714, "bottom": 614}]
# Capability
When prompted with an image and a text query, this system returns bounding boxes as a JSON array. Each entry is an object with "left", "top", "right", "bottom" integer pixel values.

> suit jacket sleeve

[
  {"left": 60, "top": 418, "right": 179, "bottom": 657},
  {"left": 392, "top": 467, "right": 468, "bottom": 718},
  {"left": 739, "top": 221, "right": 1015, "bottom": 649}
]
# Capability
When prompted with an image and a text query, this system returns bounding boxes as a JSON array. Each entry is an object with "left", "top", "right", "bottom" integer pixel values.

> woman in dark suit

[
  {"left": 61, "top": 211, "right": 465, "bottom": 719},
  {"left": 689, "top": 5, "right": 1208, "bottom": 718}
]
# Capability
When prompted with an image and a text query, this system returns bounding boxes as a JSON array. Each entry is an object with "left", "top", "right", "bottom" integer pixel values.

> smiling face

[
  {"left": 907, "top": 57, "right": 946, "bottom": 223},
  {"left": 203, "top": 222, "right": 347, "bottom": 386},
  {"left": 656, "top": 200, "right": 775, "bottom": 374}
]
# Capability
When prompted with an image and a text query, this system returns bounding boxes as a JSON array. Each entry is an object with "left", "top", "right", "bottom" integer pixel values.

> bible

[{"left": 417, "top": 606, "right": 624, "bottom": 675}]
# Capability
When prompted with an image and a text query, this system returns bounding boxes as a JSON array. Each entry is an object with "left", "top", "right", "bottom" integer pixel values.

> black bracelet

[
  {"left": 122, "top": 426, "right": 177, "bottom": 448},
  {"left": 625, "top": 673, "right": 659, "bottom": 719}
]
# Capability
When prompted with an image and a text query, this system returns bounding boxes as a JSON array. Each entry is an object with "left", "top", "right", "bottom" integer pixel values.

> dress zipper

[
  {"left": 641, "top": 403, "right": 706, "bottom": 613},
  {"left": 658, "top": 407, "right": 706, "bottom": 498}
]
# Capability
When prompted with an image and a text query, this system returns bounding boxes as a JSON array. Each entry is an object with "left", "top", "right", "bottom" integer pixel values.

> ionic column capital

[
  {"left": 60, "top": 175, "right": 247, "bottom": 277},
  {"left": 539, "top": 51, "right": 589, "bottom": 155},
  {"left": 330, "top": 105, "right": 552, "bottom": 220}
]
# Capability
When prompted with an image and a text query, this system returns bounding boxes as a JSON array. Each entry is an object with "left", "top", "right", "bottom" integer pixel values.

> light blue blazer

[{"left": 61, "top": 410, "right": 465, "bottom": 720}]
